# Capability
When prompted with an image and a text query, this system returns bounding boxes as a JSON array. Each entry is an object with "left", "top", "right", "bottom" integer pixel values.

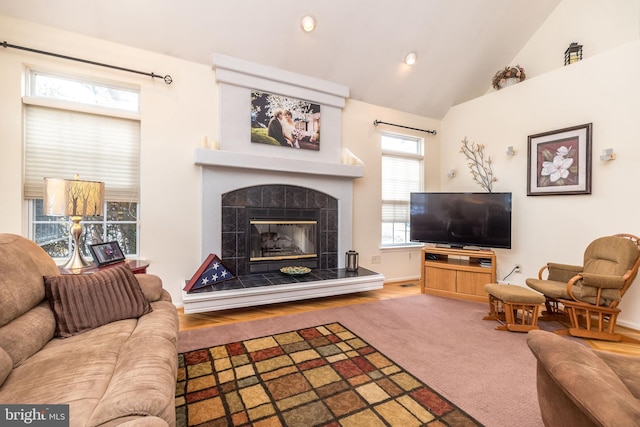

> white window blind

[
  {"left": 381, "top": 133, "right": 423, "bottom": 246},
  {"left": 381, "top": 154, "right": 422, "bottom": 222},
  {"left": 24, "top": 105, "right": 140, "bottom": 202}
]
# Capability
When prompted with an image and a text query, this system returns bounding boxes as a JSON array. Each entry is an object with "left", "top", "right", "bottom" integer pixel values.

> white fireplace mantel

[
  {"left": 194, "top": 148, "right": 364, "bottom": 178},
  {"left": 184, "top": 54, "right": 381, "bottom": 314}
]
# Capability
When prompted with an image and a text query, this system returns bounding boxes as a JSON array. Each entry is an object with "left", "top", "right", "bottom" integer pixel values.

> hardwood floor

[
  {"left": 177, "top": 280, "right": 640, "bottom": 356},
  {"left": 177, "top": 280, "right": 419, "bottom": 331}
]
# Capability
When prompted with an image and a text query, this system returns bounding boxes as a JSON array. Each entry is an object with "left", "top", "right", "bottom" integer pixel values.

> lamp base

[{"left": 60, "top": 216, "right": 95, "bottom": 273}]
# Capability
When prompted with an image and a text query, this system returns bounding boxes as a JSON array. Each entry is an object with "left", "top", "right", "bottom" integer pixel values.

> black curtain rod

[
  {"left": 373, "top": 119, "right": 437, "bottom": 135},
  {"left": 1, "top": 41, "right": 173, "bottom": 84}
]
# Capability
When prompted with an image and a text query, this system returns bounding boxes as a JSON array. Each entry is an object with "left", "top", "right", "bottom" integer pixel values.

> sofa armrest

[{"left": 135, "top": 274, "right": 171, "bottom": 303}]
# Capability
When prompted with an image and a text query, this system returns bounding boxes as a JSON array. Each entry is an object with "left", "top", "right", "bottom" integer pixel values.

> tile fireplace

[
  {"left": 181, "top": 54, "right": 384, "bottom": 313},
  {"left": 182, "top": 149, "right": 385, "bottom": 314},
  {"left": 221, "top": 185, "right": 338, "bottom": 275}
]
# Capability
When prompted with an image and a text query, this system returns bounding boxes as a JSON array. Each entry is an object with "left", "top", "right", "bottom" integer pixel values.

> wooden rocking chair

[{"left": 526, "top": 233, "right": 640, "bottom": 341}]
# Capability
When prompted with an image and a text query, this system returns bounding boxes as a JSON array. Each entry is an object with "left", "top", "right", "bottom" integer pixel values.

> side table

[{"left": 59, "top": 259, "right": 149, "bottom": 275}]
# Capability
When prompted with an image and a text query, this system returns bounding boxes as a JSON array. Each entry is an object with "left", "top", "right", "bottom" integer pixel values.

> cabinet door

[
  {"left": 457, "top": 271, "right": 492, "bottom": 296},
  {"left": 425, "top": 267, "right": 456, "bottom": 292}
]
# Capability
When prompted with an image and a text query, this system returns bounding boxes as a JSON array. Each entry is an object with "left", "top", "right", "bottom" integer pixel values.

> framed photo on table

[
  {"left": 527, "top": 123, "right": 592, "bottom": 196},
  {"left": 89, "top": 241, "right": 126, "bottom": 266}
]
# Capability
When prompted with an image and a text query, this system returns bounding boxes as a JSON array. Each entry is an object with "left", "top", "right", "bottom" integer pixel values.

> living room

[
  {"left": 1, "top": 0, "right": 640, "bottom": 425},
  {"left": 1, "top": 1, "right": 639, "bottom": 329}
]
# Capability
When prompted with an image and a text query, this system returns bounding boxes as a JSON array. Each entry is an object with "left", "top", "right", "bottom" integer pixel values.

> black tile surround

[{"left": 221, "top": 184, "right": 338, "bottom": 276}]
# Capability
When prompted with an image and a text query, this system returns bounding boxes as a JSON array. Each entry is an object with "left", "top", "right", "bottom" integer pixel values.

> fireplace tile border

[{"left": 221, "top": 184, "right": 338, "bottom": 276}]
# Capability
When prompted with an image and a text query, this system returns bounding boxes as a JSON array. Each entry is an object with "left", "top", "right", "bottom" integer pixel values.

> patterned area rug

[{"left": 175, "top": 322, "right": 482, "bottom": 426}]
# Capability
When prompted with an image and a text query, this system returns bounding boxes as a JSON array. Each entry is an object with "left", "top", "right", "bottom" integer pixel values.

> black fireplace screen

[{"left": 249, "top": 220, "right": 317, "bottom": 261}]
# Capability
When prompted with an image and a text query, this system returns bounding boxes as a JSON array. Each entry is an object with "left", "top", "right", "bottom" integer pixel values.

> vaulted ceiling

[{"left": 0, "top": 0, "right": 561, "bottom": 118}]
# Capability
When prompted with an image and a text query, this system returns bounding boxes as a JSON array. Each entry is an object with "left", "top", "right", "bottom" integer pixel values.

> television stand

[{"left": 420, "top": 246, "right": 496, "bottom": 303}]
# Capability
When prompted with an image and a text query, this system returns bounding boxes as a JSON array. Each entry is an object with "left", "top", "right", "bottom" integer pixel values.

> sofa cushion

[
  {"left": 0, "top": 234, "right": 59, "bottom": 327},
  {"left": 87, "top": 301, "right": 179, "bottom": 426},
  {"left": 44, "top": 264, "right": 152, "bottom": 338},
  {"left": 0, "top": 302, "right": 56, "bottom": 368},
  {"left": 0, "top": 348, "right": 11, "bottom": 387},
  {"left": 0, "top": 301, "right": 178, "bottom": 427}
]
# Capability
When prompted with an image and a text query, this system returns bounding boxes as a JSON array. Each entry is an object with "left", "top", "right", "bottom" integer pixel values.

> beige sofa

[
  {"left": 0, "top": 233, "right": 179, "bottom": 426},
  {"left": 527, "top": 329, "right": 640, "bottom": 426}
]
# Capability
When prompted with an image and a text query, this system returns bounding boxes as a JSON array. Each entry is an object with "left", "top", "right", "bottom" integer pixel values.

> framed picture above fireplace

[{"left": 250, "top": 90, "right": 321, "bottom": 151}]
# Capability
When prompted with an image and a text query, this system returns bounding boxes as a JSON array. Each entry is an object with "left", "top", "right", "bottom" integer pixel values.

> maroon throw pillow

[{"left": 44, "top": 264, "right": 152, "bottom": 338}]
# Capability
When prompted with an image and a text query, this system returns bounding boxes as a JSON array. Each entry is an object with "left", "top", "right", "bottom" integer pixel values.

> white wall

[
  {"left": 512, "top": 0, "right": 640, "bottom": 79},
  {"left": 441, "top": 0, "right": 640, "bottom": 328}
]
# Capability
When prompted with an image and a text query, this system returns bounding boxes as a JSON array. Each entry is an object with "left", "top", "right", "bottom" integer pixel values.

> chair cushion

[
  {"left": 44, "top": 264, "right": 152, "bottom": 338},
  {"left": 485, "top": 283, "right": 545, "bottom": 304},
  {"left": 584, "top": 236, "right": 639, "bottom": 276},
  {"left": 525, "top": 278, "right": 571, "bottom": 300},
  {"left": 572, "top": 236, "right": 640, "bottom": 304}
]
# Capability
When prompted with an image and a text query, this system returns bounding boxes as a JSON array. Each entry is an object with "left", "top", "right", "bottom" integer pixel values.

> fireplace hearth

[{"left": 182, "top": 266, "right": 384, "bottom": 313}]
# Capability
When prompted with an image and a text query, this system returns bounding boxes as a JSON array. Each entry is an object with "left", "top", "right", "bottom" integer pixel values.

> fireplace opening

[
  {"left": 250, "top": 220, "right": 317, "bottom": 261},
  {"left": 246, "top": 208, "right": 320, "bottom": 273}
]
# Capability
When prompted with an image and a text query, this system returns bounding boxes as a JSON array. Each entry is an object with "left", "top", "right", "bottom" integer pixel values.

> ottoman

[{"left": 483, "top": 283, "right": 545, "bottom": 332}]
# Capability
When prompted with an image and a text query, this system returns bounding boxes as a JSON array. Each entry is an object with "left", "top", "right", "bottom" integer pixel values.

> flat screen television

[{"left": 410, "top": 192, "right": 512, "bottom": 249}]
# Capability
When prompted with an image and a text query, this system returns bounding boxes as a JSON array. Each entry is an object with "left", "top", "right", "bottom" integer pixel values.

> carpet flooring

[
  {"left": 176, "top": 322, "right": 482, "bottom": 426},
  {"left": 177, "top": 294, "right": 547, "bottom": 426}
]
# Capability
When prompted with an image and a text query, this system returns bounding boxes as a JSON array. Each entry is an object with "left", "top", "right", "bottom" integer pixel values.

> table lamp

[{"left": 43, "top": 175, "right": 105, "bottom": 271}]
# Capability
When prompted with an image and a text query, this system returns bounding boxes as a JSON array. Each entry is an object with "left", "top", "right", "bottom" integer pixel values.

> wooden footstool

[{"left": 483, "top": 283, "right": 545, "bottom": 332}]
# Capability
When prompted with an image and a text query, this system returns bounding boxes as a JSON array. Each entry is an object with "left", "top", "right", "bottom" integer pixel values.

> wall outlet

[
  {"left": 498, "top": 280, "right": 511, "bottom": 285},
  {"left": 514, "top": 264, "right": 521, "bottom": 273},
  {"left": 371, "top": 255, "right": 381, "bottom": 264}
]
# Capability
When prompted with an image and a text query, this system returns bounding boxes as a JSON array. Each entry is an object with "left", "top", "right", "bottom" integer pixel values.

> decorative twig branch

[{"left": 459, "top": 137, "right": 496, "bottom": 192}]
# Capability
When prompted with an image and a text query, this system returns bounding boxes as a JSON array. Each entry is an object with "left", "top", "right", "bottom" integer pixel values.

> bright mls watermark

[{"left": 1, "top": 405, "right": 69, "bottom": 426}]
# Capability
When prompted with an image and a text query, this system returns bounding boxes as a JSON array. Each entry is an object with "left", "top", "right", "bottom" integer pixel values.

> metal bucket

[{"left": 345, "top": 250, "right": 359, "bottom": 272}]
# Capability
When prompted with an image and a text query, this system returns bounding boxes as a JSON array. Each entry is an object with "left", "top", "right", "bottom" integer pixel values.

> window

[
  {"left": 24, "top": 70, "right": 141, "bottom": 258},
  {"left": 381, "top": 133, "right": 423, "bottom": 246}
]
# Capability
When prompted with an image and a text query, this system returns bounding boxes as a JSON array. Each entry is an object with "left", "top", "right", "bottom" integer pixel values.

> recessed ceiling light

[
  {"left": 301, "top": 15, "right": 316, "bottom": 32},
  {"left": 405, "top": 52, "right": 417, "bottom": 66}
]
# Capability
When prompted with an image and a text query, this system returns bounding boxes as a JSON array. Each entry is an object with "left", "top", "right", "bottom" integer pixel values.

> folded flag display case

[{"left": 184, "top": 254, "right": 235, "bottom": 292}]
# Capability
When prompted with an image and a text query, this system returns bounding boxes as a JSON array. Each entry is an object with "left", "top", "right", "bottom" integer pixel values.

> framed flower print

[{"left": 527, "top": 123, "right": 592, "bottom": 196}]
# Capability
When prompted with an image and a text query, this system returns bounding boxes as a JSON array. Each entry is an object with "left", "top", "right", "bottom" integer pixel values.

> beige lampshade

[{"left": 43, "top": 177, "right": 105, "bottom": 217}]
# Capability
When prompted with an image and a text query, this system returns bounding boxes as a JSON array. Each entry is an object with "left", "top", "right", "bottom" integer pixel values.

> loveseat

[
  {"left": 527, "top": 329, "right": 640, "bottom": 426},
  {"left": 0, "top": 233, "right": 179, "bottom": 426}
]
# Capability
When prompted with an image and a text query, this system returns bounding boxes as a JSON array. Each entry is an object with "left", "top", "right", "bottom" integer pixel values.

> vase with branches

[{"left": 460, "top": 137, "right": 496, "bottom": 192}]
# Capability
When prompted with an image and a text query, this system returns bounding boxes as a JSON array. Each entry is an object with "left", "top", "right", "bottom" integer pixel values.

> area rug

[{"left": 176, "top": 322, "right": 482, "bottom": 426}]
